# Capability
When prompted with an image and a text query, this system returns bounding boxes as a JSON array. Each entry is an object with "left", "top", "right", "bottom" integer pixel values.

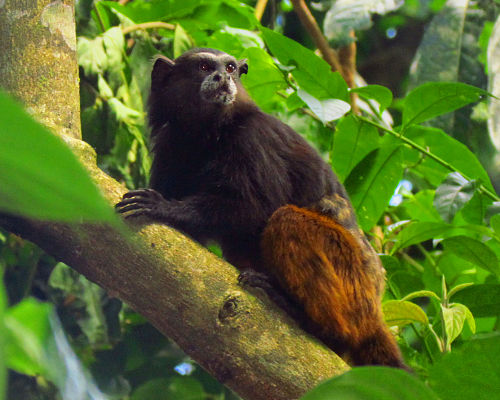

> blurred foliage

[{"left": 2, "top": 0, "right": 500, "bottom": 399}]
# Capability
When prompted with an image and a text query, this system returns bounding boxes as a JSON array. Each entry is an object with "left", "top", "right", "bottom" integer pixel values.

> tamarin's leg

[{"left": 260, "top": 205, "right": 406, "bottom": 369}]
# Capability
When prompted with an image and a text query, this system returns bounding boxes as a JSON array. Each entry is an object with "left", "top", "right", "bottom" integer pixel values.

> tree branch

[{"left": 0, "top": 1, "right": 348, "bottom": 399}]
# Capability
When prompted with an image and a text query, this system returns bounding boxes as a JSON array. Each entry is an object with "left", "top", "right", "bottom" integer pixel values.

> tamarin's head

[{"left": 149, "top": 48, "right": 250, "bottom": 131}]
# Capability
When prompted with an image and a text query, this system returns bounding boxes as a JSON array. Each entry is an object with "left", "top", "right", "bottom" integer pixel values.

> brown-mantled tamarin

[{"left": 115, "top": 48, "right": 407, "bottom": 369}]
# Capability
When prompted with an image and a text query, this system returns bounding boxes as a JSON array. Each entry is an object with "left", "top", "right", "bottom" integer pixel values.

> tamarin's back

[{"left": 116, "top": 48, "right": 407, "bottom": 369}]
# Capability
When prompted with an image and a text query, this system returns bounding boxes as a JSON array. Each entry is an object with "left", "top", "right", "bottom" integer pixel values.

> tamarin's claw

[{"left": 115, "top": 188, "right": 168, "bottom": 219}]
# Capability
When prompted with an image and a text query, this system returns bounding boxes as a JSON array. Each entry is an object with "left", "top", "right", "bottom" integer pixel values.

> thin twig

[
  {"left": 289, "top": 0, "right": 343, "bottom": 74},
  {"left": 122, "top": 21, "right": 176, "bottom": 35}
]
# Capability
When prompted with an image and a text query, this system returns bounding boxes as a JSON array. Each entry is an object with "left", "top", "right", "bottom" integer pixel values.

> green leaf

[
  {"left": 301, "top": 367, "right": 440, "bottom": 400},
  {"left": 491, "top": 214, "right": 500, "bottom": 235},
  {"left": 459, "top": 191, "right": 492, "bottom": 225},
  {"left": 383, "top": 300, "right": 429, "bottom": 327},
  {"left": 173, "top": 24, "right": 192, "bottom": 58},
  {"left": 402, "top": 82, "right": 488, "bottom": 129},
  {"left": 261, "top": 27, "right": 349, "bottom": 101},
  {"left": 322, "top": 0, "right": 403, "bottom": 45},
  {"left": 297, "top": 89, "right": 350, "bottom": 124},
  {"left": 407, "top": 0, "right": 467, "bottom": 92},
  {"left": 0, "top": 274, "right": 6, "bottom": 400},
  {"left": 487, "top": 16, "right": 500, "bottom": 149},
  {"left": 400, "top": 190, "right": 442, "bottom": 222},
  {"left": 0, "top": 91, "right": 117, "bottom": 223},
  {"left": 49, "top": 263, "right": 119, "bottom": 346},
  {"left": 404, "top": 125, "right": 494, "bottom": 191},
  {"left": 400, "top": 290, "right": 441, "bottom": 302},
  {"left": 451, "top": 284, "right": 500, "bottom": 317},
  {"left": 441, "top": 303, "right": 470, "bottom": 346},
  {"left": 77, "top": 36, "right": 107, "bottom": 75},
  {"left": 4, "top": 299, "right": 52, "bottom": 376},
  {"left": 447, "top": 282, "right": 474, "bottom": 299},
  {"left": 392, "top": 222, "right": 472, "bottom": 252},
  {"left": 351, "top": 85, "right": 393, "bottom": 112},
  {"left": 331, "top": 115, "right": 380, "bottom": 182},
  {"left": 443, "top": 236, "right": 500, "bottom": 276},
  {"left": 101, "top": 0, "right": 200, "bottom": 23},
  {"left": 428, "top": 335, "right": 500, "bottom": 400},
  {"left": 131, "top": 377, "right": 205, "bottom": 400},
  {"left": 240, "top": 47, "right": 289, "bottom": 111},
  {"left": 345, "top": 139, "right": 403, "bottom": 231},
  {"left": 434, "top": 172, "right": 477, "bottom": 223}
]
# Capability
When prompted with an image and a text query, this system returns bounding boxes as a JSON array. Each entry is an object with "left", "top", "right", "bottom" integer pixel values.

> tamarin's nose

[{"left": 213, "top": 73, "right": 221, "bottom": 82}]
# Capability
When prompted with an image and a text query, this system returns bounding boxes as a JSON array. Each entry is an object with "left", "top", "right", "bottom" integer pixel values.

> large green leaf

[
  {"left": 297, "top": 89, "right": 350, "bottom": 124},
  {"left": 402, "top": 82, "right": 488, "bottom": 129},
  {"left": 240, "top": 47, "right": 288, "bottom": 111},
  {"left": 331, "top": 115, "right": 380, "bottom": 182},
  {"left": 428, "top": 335, "right": 500, "bottom": 400},
  {"left": 301, "top": 367, "right": 440, "bottom": 400},
  {"left": 261, "top": 28, "right": 349, "bottom": 101},
  {"left": 392, "top": 222, "right": 471, "bottom": 253},
  {"left": 383, "top": 300, "right": 429, "bottom": 327},
  {"left": 0, "top": 91, "right": 117, "bottom": 223},
  {"left": 451, "top": 284, "right": 500, "bottom": 317},
  {"left": 101, "top": 0, "right": 200, "bottom": 22},
  {"left": 345, "top": 138, "right": 403, "bottom": 231},
  {"left": 434, "top": 172, "right": 477, "bottom": 223},
  {"left": 443, "top": 236, "right": 500, "bottom": 276},
  {"left": 404, "top": 125, "right": 495, "bottom": 191},
  {"left": 441, "top": 303, "right": 475, "bottom": 346},
  {"left": 4, "top": 299, "right": 52, "bottom": 376}
]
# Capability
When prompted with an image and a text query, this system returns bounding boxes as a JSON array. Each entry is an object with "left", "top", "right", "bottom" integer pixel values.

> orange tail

[{"left": 260, "top": 204, "right": 406, "bottom": 369}]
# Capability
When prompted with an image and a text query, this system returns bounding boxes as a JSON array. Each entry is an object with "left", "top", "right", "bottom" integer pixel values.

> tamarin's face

[
  {"left": 150, "top": 48, "right": 248, "bottom": 111},
  {"left": 194, "top": 51, "right": 246, "bottom": 105}
]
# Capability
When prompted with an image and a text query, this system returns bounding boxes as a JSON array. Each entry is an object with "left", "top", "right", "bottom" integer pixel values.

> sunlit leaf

[
  {"left": 4, "top": 299, "right": 52, "bottom": 376},
  {"left": 351, "top": 85, "right": 393, "bottom": 112},
  {"left": 383, "top": 300, "right": 429, "bottom": 327},
  {"left": 297, "top": 89, "right": 350, "bottom": 124},
  {"left": 441, "top": 303, "right": 468, "bottom": 345}
]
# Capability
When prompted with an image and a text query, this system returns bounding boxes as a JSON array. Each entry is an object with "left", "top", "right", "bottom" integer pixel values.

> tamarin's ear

[
  {"left": 238, "top": 59, "right": 248, "bottom": 76},
  {"left": 152, "top": 55, "right": 175, "bottom": 86}
]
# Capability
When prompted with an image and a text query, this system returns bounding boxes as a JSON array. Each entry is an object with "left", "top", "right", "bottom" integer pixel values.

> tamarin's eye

[
  {"left": 199, "top": 61, "right": 211, "bottom": 72},
  {"left": 226, "top": 63, "right": 236, "bottom": 74}
]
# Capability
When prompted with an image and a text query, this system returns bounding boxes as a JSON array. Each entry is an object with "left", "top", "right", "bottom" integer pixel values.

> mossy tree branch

[{"left": 0, "top": 1, "right": 348, "bottom": 399}]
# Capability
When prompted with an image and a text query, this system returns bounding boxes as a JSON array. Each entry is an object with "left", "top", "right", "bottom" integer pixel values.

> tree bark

[{"left": 0, "top": 1, "right": 349, "bottom": 399}]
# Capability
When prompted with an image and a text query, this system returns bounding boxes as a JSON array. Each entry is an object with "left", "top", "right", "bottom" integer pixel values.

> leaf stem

[
  {"left": 357, "top": 116, "right": 500, "bottom": 202},
  {"left": 122, "top": 22, "right": 176, "bottom": 35}
]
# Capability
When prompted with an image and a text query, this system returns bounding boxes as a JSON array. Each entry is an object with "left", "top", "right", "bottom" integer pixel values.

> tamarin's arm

[{"left": 115, "top": 188, "right": 267, "bottom": 237}]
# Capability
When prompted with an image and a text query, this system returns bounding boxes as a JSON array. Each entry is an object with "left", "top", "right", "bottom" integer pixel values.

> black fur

[{"left": 116, "top": 48, "right": 348, "bottom": 271}]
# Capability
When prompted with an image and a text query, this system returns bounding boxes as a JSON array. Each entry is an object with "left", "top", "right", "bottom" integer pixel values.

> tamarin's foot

[
  {"left": 238, "top": 269, "right": 305, "bottom": 323},
  {"left": 116, "top": 189, "right": 169, "bottom": 219}
]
